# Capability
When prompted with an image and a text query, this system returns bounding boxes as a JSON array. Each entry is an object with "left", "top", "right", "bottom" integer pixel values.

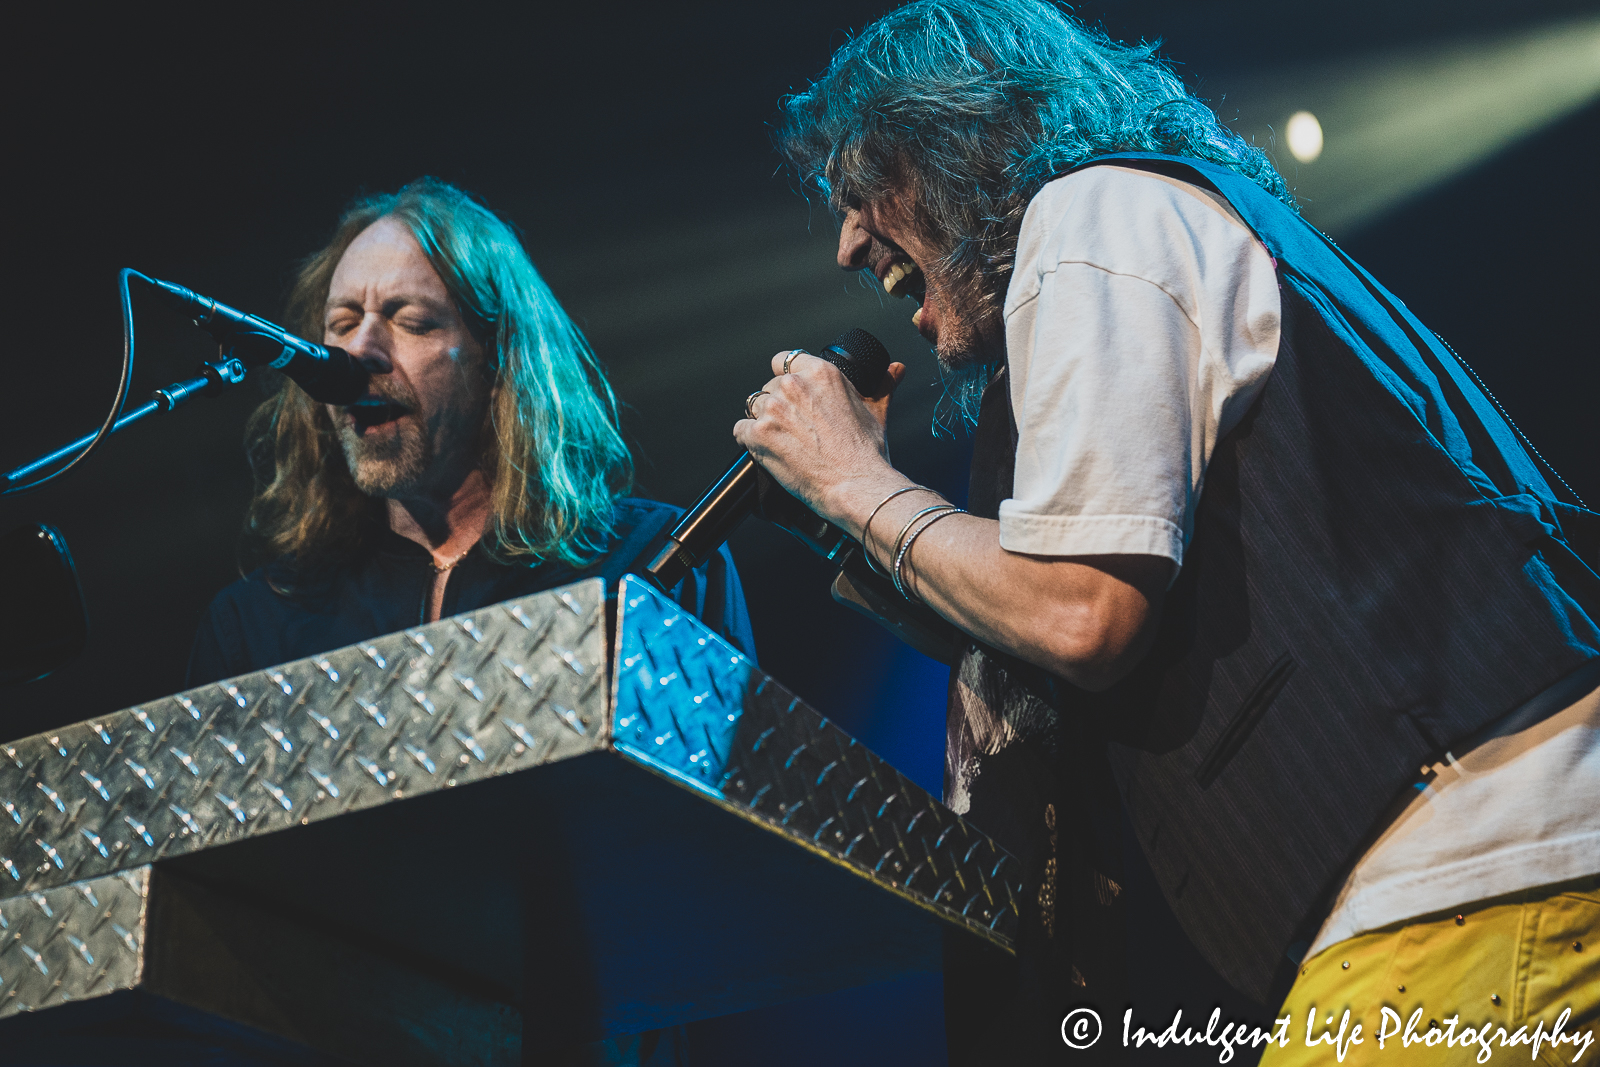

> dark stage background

[{"left": 2, "top": 1, "right": 1595, "bottom": 1064}]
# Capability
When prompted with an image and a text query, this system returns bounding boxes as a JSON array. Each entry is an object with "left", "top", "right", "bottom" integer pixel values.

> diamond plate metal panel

[
  {"left": 610, "top": 575, "right": 1019, "bottom": 950},
  {"left": 0, "top": 865, "right": 149, "bottom": 1017},
  {"left": 0, "top": 580, "right": 608, "bottom": 901}
]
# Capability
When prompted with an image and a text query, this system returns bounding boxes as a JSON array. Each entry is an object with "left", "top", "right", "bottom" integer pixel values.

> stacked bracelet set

[{"left": 859, "top": 485, "right": 966, "bottom": 602}]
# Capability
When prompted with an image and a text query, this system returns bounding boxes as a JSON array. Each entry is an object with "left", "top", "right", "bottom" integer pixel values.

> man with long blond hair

[{"left": 188, "top": 176, "right": 751, "bottom": 700}]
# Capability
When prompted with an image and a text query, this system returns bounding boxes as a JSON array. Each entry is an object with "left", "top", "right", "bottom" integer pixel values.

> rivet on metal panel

[
  {"left": 306, "top": 710, "right": 341, "bottom": 741},
  {"left": 356, "top": 697, "right": 387, "bottom": 728},
  {"left": 34, "top": 783, "right": 65, "bottom": 815},
  {"left": 356, "top": 759, "right": 392, "bottom": 787},
  {"left": 451, "top": 730, "right": 486, "bottom": 763},
  {"left": 34, "top": 840, "right": 63, "bottom": 870},
  {"left": 110, "top": 923, "right": 138, "bottom": 954},
  {"left": 452, "top": 673, "right": 485, "bottom": 702},
  {"left": 77, "top": 828, "right": 108, "bottom": 859},
  {"left": 216, "top": 794, "right": 247, "bottom": 824},
  {"left": 65, "top": 935, "right": 93, "bottom": 965},
  {"left": 256, "top": 721, "right": 292, "bottom": 753},
  {"left": 122, "top": 759, "right": 155, "bottom": 790},
  {"left": 168, "top": 805, "right": 200, "bottom": 836},
  {"left": 77, "top": 772, "right": 110, "bottom": 803},
  {"left": 404, "top": 687, "right": 437, "bottom": 716},
  {"left": 211, "top": 735, "right": 245, "bottom": 767},
  {"left": 403, "top": 745, "right": 436, "bottom": 775}
]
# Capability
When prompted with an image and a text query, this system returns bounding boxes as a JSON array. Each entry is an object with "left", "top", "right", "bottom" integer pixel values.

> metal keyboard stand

[{"left": 0, "top": 576, "right": 1020, "bottom": 1065}]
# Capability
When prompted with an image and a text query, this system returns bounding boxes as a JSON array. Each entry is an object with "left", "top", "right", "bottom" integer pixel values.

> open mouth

[
  {"left": 345, "top": 396, "right": 412, "bottom": 431},
  {"left": 882, "top": 259, "right": 926, "bottom": 303}
]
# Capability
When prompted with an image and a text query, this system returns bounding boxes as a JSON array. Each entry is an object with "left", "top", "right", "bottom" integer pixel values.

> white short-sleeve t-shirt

[{"left": 999, "top": 164, "right": 1282, "bottom": 568}]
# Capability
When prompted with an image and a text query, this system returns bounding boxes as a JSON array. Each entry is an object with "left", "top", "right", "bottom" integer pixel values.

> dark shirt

[{"left": 187, "top": 497, "right": 754, "bottom": 686}]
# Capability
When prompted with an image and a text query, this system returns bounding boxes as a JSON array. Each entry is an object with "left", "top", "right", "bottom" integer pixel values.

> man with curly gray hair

[{"left": 736, "top": 1, "right": 1600, "bottom": 1061}]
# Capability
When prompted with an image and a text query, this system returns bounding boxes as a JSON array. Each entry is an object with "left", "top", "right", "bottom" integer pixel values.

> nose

[
  {"left": 342, "top": 314, "right": 393, "bottom": 374},
  {"left": 837, "top": 209, "right": 872, "bottom": 272}
]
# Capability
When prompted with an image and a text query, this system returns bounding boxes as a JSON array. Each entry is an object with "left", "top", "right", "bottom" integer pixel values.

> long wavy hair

[
  {"left": 245, "top": 178, "right": 632, "bottom": 576},
  {"left": 777, "top": 0, "right": 1293, "bottom": 314}
]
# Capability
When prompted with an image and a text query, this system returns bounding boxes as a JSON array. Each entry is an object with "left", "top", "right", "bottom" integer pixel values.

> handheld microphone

[
  {"left": 149, "top": 278, "right": 369, "bottom": 405},
  {"left": 644, "top": 328, "right": 891, "bottom": 591}
]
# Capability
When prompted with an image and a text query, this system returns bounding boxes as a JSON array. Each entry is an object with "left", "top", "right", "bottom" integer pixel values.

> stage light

[
  {"left": 1286, "top": 111, "right": 1324, "bottom": 162},
  {"left": 1211, "top": 13, "right": 1600, "bottom": 235}
]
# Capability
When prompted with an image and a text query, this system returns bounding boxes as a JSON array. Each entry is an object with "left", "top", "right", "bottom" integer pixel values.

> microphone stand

[{"left": 2, "top": 356, "right": 247, "bottom": 486}]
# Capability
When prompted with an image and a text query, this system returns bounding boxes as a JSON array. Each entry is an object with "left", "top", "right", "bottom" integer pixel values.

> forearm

[
  {"left": 828, "top": 476, "right": 1170, "bottom": 690},
  {"left": 732, "top": 354, "right": 1169, "bottom": 689}
]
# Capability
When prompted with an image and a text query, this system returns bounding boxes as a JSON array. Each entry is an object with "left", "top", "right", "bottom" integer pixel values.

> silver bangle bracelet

[
  {"left": 890, "top": 504, "right": 956, "bottom": 568},
  {"left": 893, "top": 506, "right": 964, "bottom": 601},
  {"left": 861, "top": 485, "right": 937, "bottom": 577}
]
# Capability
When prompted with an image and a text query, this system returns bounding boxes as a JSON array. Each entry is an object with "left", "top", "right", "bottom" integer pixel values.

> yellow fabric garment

[{"left": 1259, "top": 878, "right": 1599, "bottom": 1067}]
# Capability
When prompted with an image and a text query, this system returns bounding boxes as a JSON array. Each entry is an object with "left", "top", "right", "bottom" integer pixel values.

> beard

[
  {"left": 333, "top": 381, "right": 431, "bottom": 497},
  {"left": 926, "top": 265, "right": 1004, "bottom": 436}
]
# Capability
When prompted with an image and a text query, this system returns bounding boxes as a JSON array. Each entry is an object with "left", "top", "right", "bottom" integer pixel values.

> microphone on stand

[
  {"left": 644, "top": 328, "right": 892, "bottom": 591},
  {"left": 149, "top": 278, "right": 369, "bottom": 405}
]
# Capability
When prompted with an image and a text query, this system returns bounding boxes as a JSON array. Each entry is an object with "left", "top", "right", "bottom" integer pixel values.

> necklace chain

[{"left": 430, "top": 545, "right": 473, "bottom": 573}]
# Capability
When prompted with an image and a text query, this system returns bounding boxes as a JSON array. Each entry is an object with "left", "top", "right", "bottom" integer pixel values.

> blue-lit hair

[{"left": 778, "top": 0, "right": 1293, "bottom": 305}]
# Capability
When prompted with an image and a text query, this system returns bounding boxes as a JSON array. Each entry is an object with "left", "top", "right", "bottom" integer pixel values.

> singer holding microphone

[{"left": 739, "top": 2, "right": 1600, "bottom": 1063}]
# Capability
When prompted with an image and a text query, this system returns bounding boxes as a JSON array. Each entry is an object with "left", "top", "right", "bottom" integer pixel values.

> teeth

[{"left": 883, "top": 261, "right": 922, "bottom": 298}]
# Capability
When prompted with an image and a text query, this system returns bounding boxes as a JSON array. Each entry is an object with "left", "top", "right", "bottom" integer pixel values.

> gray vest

[{"left": 957, "top": 154, "right": 1600, "bottom": 1004}]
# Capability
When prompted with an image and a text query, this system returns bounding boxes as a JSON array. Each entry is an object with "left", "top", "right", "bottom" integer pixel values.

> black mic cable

[
  {"left": 644, "top": 327, "right": 891, "bottom": 591},
  {"left": 3, "top": 271, "right": 369, "bottom": 496}
]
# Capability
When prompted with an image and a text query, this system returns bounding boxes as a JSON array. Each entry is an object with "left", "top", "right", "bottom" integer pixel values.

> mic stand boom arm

[{"left": 3, "top": 357, "right": 248, "bottom": 486}]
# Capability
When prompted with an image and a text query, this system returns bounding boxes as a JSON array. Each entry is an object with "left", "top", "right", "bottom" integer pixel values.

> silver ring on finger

[
  {"left": 782, "top": 349, "right": 808, "bottom": 375},
  {"left": 745, "top": 390, "right": 769, "bottom": 420}
]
